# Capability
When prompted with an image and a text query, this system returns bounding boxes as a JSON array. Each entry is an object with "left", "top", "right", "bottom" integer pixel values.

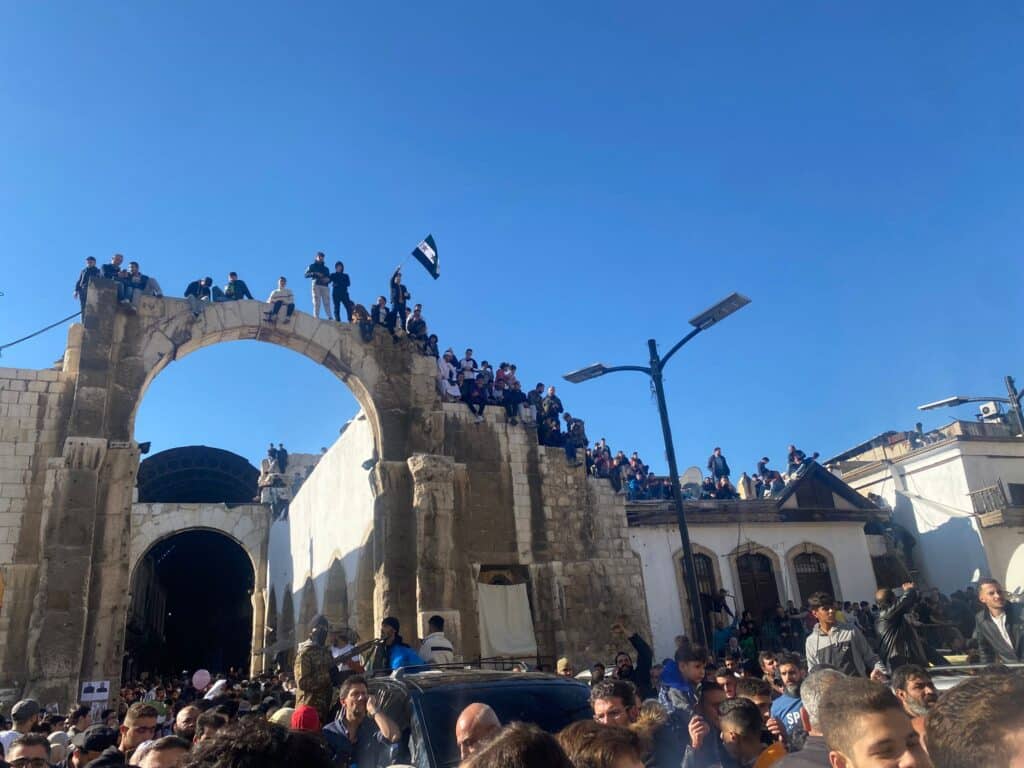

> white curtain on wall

[
  {"left": 477, "top": 583, "right": 538, "bottom": 658},
  {"left": 896, "top": 489, "right": 975, "bottom": 534}
]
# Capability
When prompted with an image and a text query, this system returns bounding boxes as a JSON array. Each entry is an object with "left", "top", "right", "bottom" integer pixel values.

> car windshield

[{"left": 416, "top": 680, "right": 593, "bottom": 767}]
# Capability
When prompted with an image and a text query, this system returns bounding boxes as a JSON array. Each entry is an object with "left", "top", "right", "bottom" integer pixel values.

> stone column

[
  {"left": 408, "top": 454, "right": 458, "bottom": 612},
  {"left": 371, "top": 460, "right": 417, "bottom": 636},
  {"left": 250, "top": 588, "right": 267, "bottom": 676},
  {"left": 25, "top": 437, "right": 108, "bottom": 707}
]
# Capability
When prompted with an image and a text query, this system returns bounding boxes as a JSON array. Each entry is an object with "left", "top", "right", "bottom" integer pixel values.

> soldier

[
  {"left": 563, "top": 412, "right": 588, "bottom": 465},
  {"left": 294, "top": 614, "right": 343, "bottom": 725}
]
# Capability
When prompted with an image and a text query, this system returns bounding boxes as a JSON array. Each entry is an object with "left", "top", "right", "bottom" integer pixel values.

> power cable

[{"left": 0, "top": 311, "right": 81, "bottom": 357}]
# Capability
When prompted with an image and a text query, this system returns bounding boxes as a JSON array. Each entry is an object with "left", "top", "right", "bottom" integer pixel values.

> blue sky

[{"left": 1, "top": 3, "right": 1021, "bottom": 473}]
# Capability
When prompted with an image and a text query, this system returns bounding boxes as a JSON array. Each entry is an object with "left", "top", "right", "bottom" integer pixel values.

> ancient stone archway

[
  {"left": 9, "top": 279, "right": 653, "bottom": 711},
  {"left": 23, "top": 282, "right": 438, "bottom": 706}
]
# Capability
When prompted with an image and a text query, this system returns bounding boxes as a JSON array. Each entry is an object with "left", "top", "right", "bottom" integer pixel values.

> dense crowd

[{"left": 2, "top": 577, "right": 1021, "bottom": 768}]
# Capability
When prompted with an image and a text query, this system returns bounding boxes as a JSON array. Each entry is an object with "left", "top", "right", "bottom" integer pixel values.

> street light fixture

[
  {"left": 563, "top": 292, "right": 751, "bottom": 651},
  {"left": 917, "top": 375, "right": 1024, "bottom": 436}
]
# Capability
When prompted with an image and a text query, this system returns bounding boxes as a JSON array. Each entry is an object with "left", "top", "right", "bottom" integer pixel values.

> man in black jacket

[
  {"left": 73, "top": 256, "right": 101, "bottom": 314},
  {"left": 329, "top": 261, "right": 353, "bottom": 322},
  {"left": 223, "top": 271, "right": 254, "bottom": 301},
  {"left": 390, "top": 268, "right": 410, "bottom": 331},
  {"left": 874, "top": 582, "right": 928, "bottom": 671},
  {"left": 304, "top": 251, "right": 332, "bottom": 320},
  {"left": 610, "top": 619, "right": 654, "bottom": 700},
  {"left": 972, "top": 577, "right": 1023, "bottom": 664},
  {"left": 184, "top": 277, "right": 212, "bottom": 316}
]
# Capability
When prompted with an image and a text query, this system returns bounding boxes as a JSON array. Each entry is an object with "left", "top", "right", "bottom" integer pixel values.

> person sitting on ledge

[{"left": 265, "top": 276, "right": 295, "bottom": 324}]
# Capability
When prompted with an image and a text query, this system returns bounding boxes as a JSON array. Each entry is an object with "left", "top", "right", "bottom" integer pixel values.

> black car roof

[{"left": 374, "top": 668, "right": 586, "bottom": 694}]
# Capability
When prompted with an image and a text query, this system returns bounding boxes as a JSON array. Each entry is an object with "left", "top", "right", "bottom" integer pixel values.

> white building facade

[
  {"left": 827, "top": 421, "right": 1024, "bottom": 597},
  {"left": 628, "top": 464, "right": 887, "bottom": 660}
]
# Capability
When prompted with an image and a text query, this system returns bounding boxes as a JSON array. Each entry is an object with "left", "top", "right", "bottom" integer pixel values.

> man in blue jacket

[{"left": 368, "top": 616, "right": 425, "bottom": 671}]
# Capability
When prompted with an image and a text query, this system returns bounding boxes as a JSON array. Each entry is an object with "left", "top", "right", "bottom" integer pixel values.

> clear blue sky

[{"left": 2, "top": 2, "right": 1021, "bottom": 473}]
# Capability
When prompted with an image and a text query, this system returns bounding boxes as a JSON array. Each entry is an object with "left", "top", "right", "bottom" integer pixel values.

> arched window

[
  {"left": 694, "top": 553, "right": 717, "bottom": 598},
  {"left": 794, "top": 552, "right": 835, "bottom": 604}
]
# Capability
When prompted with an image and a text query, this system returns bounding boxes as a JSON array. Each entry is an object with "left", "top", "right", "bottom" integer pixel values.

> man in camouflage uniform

[
  {"left": 563, "top": 412, "right": 588, "bottom": 465},
  {"left": 295, "top": 614, "right": 343, "bottom": 724}
]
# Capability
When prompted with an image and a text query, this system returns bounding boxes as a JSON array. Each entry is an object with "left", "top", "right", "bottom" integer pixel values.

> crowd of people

[
  {"left": 74, "top": 255, "right": 827, "bottom": 492},
  {"left": 2, "top": 578, "right": 1021, "bottom": 767}
]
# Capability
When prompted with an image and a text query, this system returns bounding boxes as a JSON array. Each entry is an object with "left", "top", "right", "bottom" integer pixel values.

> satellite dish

[
  {"left": 681, "top": 466, "right": 703, "bottom": 486},
  {"left": 683, "top": 482, "right": 702, "bottom": 499}
]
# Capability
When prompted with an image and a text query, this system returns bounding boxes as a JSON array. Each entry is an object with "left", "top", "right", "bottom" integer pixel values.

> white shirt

[
  {"left": 0, "top": 730, "right": 22, "bottom": 754},
  {"left": 419, "top": 632, "right": 455, "bottom": 664},
  {"left": 267, "top": 287, "right": 295, "bottom": 303},
  {"left": 992, "top": 611, "right": 1013, "bottom": 648}
]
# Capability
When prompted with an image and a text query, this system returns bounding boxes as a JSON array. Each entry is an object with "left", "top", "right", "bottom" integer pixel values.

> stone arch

[
  {"left": 125, "top": 528, "right": 256, "bottom": 677},
  {"left": 71, "top": 288, "right": 439, "bottom": 461},
  {"left": 785, "top": 542, "right": 841, "bottom": 605},
  {"left": 728, "top": 542, "right": 785, "bottom": 620},
  {"left": 129, "top": 507, "right": 268, "bottom": 583},
  {"left": 322, "top": 558, "right": 349, "bottom": 629}
]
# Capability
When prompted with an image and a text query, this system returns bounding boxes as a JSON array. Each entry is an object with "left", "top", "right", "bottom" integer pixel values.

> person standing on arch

[
  {"left": 277, "top": 443, "right": 289, "bottom": 472},
  {"left": 329, "top": 261, "right": 353, "bottom": 322},
  {"left": 73, "top": 256, "right": 101, "bottom": 315},
  {"left": 390, "top": 267, "right": 410, "bottom": 331},
  {"left": 304, "top": 251, "right": 332, "bottom": 320}
]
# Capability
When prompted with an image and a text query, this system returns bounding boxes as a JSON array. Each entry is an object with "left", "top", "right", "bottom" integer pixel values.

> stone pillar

[
  {"left": 25, "top": 437, "right": 108, "bottom": 706},
  {"left": 408, "top": 454, "right": 465, "bottom": 655},
  {"left": 371, "top": 460, "right": 416, "bottom": 636},
  {"left": 250, "top": 588, "right": 267, "bottom": 676},
  {"left": 408, "top": 454, "right": 457, "bottom": 610}
]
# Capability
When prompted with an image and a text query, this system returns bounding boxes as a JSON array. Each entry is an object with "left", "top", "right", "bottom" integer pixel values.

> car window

[{"left": 416, "top": 681, "right": 593, "bottom": 767}]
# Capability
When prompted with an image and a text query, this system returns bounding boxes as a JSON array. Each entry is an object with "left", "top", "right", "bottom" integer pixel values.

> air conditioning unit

[{"left": 978, "top": 401, "right": 1002, "bottom": 420}]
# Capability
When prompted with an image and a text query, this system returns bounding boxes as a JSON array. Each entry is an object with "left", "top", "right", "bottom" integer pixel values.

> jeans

[
  {"left": 312, "top": 284, "right": 331, "bottom": 319},
  {"left": 268, "top": 301, "right": 295, "bottom": 319},
  {"left": 465, "top": 400, "right": 485, "bottom": 416}
]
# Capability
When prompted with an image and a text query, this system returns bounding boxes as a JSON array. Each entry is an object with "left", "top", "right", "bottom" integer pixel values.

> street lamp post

[
  {"left": 564, "top": 292, "right": 751, "bottom": 651},
  {"left": 917, "top": 375, "right": 1024, "bottom": 437}
]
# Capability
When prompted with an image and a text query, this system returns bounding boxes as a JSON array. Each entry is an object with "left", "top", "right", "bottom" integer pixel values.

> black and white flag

[{"left": 412, "top": 235, "right": 439, "bottom": 279}]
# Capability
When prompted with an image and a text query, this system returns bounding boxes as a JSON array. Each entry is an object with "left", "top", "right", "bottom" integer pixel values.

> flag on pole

[{"left": 411, "top": 235, "right": 440, "bottom": 279}]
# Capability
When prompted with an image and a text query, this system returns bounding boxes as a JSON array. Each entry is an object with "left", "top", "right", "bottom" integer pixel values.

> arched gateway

[{"left": 1, "top": 280, "right": 650, "bottom": 710}]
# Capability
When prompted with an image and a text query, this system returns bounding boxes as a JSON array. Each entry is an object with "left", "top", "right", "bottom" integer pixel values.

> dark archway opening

[{"left": 125, "top": 530, "right": 255, "bottom": 679}]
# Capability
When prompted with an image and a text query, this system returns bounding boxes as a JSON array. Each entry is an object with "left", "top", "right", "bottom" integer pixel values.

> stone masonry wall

[
  {"left": 0, "top": 360, "right": 76, "bottom": 694},
  {"left": 439, "top": 403, "right": 650, "bottom": 667}
]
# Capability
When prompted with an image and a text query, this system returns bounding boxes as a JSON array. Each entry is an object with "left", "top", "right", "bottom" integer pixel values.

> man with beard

[
  {"left": 173, "top": 704, "right": 200, "bottom": 743},
  {"left": 770, "top": 653, "right": 806, "bottom": 740},
  {"left": 890, "top": 665, "right": 936, "bottom": 738},
  {"left": 972, "top": 577, "right": 1024, "bottom": 663},
  {"left": 294, "top": 614, "right": 344, "bottom": 725},
  {"left": 368, "top": 616, "right": 424, "bottom": 671},
  {"left": 323, "top": 675, "right": 401, "bottom": 767},
  {"left": 610, "top": 618, "right": 655, "bottom": 699}
]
